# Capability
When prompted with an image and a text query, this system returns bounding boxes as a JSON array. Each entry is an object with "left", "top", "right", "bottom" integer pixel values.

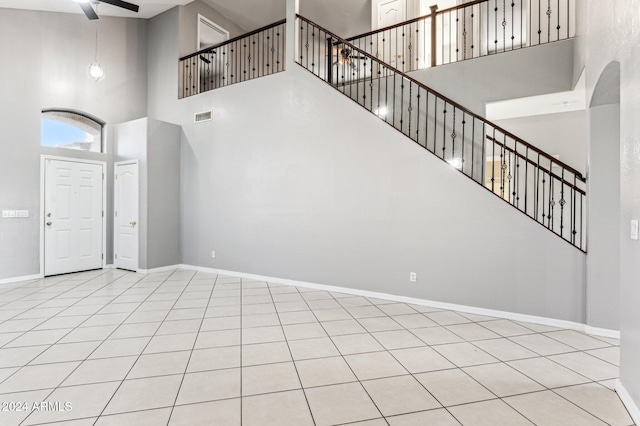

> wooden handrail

[
  {"left": 180, "top": 19, "right": 286, "bottom": 61},
  {"left": 487, "top": 135, "right": 586, "bottom": 194},
  {"left": 347, "top": 0, "right": 489, "bottom": 42},
  {"left": 298, "top": 14, "right": 585, "bottom": 181}
]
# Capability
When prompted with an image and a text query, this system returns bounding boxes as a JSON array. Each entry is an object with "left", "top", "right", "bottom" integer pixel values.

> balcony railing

[
  {"left": 347, "top": 0, "right": 575, "bottom": 73},
  {"left": 297, "top": 15, "right": 586, "bottom": 251},
  {"left": 179, "top": 19, "right": 286, "bottom": 99}
]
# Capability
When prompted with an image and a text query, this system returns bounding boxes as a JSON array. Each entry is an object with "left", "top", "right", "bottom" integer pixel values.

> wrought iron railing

[
  {"left": 347, "top": 0, "right": 575, "bottom": 72},
  {"left": 179, "top": 20, "right": 286, "bottom": 99},
  {"left": 297, "top": 15, "right": 586, "bottom": 251}
]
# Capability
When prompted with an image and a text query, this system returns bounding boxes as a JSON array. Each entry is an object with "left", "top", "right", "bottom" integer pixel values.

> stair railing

[
  {"left": 347, "top": 0, "right": 575, "bottom": 72},
  {"left": 179, "top": 19, "right": 286, "bottom": 99},
  {"left": 296, "top": 14, "right": 586, "bottom": 251}
]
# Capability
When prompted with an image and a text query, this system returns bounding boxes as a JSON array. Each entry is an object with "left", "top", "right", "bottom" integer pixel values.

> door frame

[
  {"left": 114, "top": 160, "right": 139, "bottom": 272},
  {"left": 39, "top": 155, "right": 107, "bottom": 277}
]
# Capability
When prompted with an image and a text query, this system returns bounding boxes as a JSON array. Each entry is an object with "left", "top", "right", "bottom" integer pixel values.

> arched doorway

[{"left": 586, "top": 61, "right": 621, "bottom": 331}]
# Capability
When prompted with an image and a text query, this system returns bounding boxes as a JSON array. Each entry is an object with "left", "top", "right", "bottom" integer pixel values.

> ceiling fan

[
  {"left": 332, "top": 46, "right": 367, "bottom": 71},
  {"left": 74, "top": 0, "right": 140, "bottom": 20}
]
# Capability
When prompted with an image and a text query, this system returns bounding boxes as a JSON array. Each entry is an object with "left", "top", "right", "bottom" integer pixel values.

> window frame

[{"left": 41, "top": 109, "right": 106, "bottom": 154}]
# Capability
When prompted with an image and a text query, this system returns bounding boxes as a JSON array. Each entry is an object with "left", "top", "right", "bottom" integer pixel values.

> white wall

[{"left": 0, "top": 9, "right": 148, "bottom": 280}]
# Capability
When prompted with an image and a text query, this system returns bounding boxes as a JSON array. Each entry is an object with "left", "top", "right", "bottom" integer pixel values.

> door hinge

[
  {"left": 102, "top": 173, "right": 105, "bottom": 180},
  {"left": 102, "top": 211, "right": 104, "bottom": 217},
  {"left": 115, "top": 253, "right": 118, "bottom": 259},
  {"left": 115, "top": 211, "right": 118, "bottom": 217},
  {"left": 102, "top": 254, "right": 104, "bottom": 260}
]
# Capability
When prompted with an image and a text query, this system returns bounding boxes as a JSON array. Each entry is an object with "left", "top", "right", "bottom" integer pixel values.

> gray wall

[
  {"left": 300, "top": 0, "right": 371, "bottom": 38},
  {"left": 0, "top": 9, "right": 148, "bottom": 280},
  {"left": 586, "top": 104, "right": 620, "bottom": 331},
  {"left": 409, "top": 39, "right": 576, "bottom": 115},
  {"left": 179, "top": 0, "right": 246, "bottom": 57},
  {"left": 146, "top": 0, "right": 587, "bottom": 325},
  {"left": 493, "top": 110, "right": 588, "bottom": 175},
  {"left": 147, "top": 119, "right": 182, "bottom": 269},
  {"left": 574, "top": 0, "right": 640, "bottom": 411},
  {"left": 114, "top": 118, "right": 181, "bottom": 270}
]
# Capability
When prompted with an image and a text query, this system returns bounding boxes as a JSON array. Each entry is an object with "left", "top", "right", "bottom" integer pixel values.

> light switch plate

[
  {"left": 631, "top": 220, "right": 639, "bottom": 240},
  {"left": 15, "top": 210, "right": 29, "bottom": 218},
  {"left": 2, "top": 210, "right": 16, "bottom": 218}
]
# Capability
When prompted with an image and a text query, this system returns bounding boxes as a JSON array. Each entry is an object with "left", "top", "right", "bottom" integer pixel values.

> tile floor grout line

[
  {"left": 300, "top": 289, "right": 408, "bottom": 424},
  {"left": 0, "top": 272, "right": 125, "bottom": 347},
  {"left": 90, "top": 269, "right": 201, "bottom": 422},
  {"left": 548, "top": 383, "right": 634, "bottom": 425},
  {"left": 0, "top": 269, "right": 130, "bottom": 326},
  {"left": 165, "top": 272, "right": 219, "bottom": 425},
  {"left": 14, "top": 271, "right": 150, "bottom": 425},
  {"left": 265, "top": 280, "right": 318, "bottom": 426},
  {"left": 0, "top": 270, "right": 628, "bottom": 426},
  {"left": 1, "top": 271, "right": 144, "bottom": 384}
]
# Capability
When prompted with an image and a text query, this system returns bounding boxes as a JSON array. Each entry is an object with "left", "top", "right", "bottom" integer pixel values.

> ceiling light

[{"left": 87, "top": 7, "right": 106, "bottom": 82}]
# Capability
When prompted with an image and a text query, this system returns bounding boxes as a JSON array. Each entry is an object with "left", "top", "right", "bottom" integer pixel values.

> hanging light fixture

[{"left": 86, "top": 4, "right": 106, "bottom": 82}]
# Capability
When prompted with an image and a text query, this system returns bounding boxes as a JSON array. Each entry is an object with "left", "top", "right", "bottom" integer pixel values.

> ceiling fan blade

[
  {"left": 99, "top": 0, "right": 140, "bottom": 13},
  {"left": 79, "top": 2, "right": 99, "bottom": 20}
]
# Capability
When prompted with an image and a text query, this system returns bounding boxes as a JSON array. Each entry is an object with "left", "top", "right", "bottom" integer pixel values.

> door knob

[
  {"left": 130, "top": 221, "right": 137, "bottom": 226},
  {"left": 46, "top": 222, "right": 52, "bottom": 226}
]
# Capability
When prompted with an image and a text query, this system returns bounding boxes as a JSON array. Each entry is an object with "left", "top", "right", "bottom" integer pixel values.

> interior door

[
  {"left": 376, "top": 0, "right": 406, "bottom": 70},
  {"left": 44, "top": 159, "right": 103, "bottom": 276},
  {"left": 114, "top": 161, "right": 139, "bottom": 271}
]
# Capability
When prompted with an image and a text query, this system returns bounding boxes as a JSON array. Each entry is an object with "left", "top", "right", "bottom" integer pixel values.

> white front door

[
  {"left": 114, "top": 161, "right": 139, "bottom": 271},
  {"left": 44, "top": 159, "right": 104, "bottom": 276}
]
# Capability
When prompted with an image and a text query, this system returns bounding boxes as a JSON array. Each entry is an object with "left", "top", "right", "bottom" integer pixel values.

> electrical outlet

[
  {"left": 409, "top": 272, "right": 417, "bottom": 282},
  {"left": 211, "top": 251, "right": 216, "bottom": 258}
]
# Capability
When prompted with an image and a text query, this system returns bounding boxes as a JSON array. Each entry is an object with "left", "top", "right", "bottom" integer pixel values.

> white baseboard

[
  {"left": 585, "top": 325, "right": 621, "bottom": 339},
  {"left": 137, "top": 264, "right": 184, "bottom": 275},
  {"left": 616, "top": 379, "right": 640, "bottom": 424},
  {"left": 153, "top": 264, "right": 620, "bottom": 339},
  {"left": 0, "top": 274, "right": 43, "bottom": 285}
]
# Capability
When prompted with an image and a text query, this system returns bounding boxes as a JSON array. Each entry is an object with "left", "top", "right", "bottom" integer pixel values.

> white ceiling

[{"left": 0, "top": 0, "right": 193, "bottom": 19}]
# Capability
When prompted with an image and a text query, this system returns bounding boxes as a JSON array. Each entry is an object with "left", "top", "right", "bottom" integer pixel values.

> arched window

[{"left": 41, "top": 109, "right": 104, "bottom": 153}]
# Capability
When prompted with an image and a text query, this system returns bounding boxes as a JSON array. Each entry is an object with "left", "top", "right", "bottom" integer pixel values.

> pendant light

[{"left": 87, "top": 4, "right": 106, "bottom": 82}]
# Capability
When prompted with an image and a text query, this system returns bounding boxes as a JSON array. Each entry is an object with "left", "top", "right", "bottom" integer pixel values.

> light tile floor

[{"left": 0, "top": 268, "right": 634, "bottom": 426}]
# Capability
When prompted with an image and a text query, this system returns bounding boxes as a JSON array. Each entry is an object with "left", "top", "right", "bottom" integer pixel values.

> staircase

[
  {"left": 176, "top": 2, "right": 585, "bottom": 251},
  {"left": 295, "top": 14, "right": 585, "bottom": 251}
]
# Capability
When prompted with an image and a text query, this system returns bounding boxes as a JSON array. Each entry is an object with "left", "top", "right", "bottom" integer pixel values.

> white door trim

[
  {"left": 40, "top": 155, "right": 107, "bottom": 277},
  {"left": 114, "top": 160, "right": 139, "bottom": 271}
]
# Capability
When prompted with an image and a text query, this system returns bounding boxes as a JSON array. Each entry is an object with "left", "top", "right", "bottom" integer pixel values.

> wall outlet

[
  {"left": 409, "top": 272, "right": 417, "bottom": 282},
  {"left": 211, "top": 251, "right": 216, "bottom": 258}
]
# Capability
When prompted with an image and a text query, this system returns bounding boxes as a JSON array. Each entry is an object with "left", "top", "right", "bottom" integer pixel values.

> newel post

[{"left": 430, "top": 4, "right": 438, "bottom": 67}]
